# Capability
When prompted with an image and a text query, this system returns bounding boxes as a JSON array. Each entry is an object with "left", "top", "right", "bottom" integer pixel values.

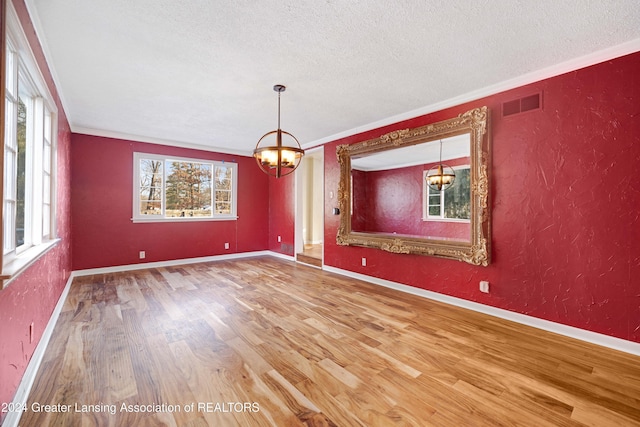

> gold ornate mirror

[{"left": 336, "top": 107, "right": 490, "bottom": 266}]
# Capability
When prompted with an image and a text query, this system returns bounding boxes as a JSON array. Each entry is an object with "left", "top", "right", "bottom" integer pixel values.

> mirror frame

[{"left": 336, "top": 106, "right": 490, "bottom": 266}]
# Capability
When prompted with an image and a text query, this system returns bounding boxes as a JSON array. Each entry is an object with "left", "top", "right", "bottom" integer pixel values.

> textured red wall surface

[
  {"left": 324, "top": 52, "right": 640, "bottom": 343},
  {"left": 71, "top": 134, "right": 270, "bottom": 270},
  {"left": 352, "top": 158, "right": 470, "bottom": 240},
  {"left": 0, "top": 0, "right": 73, "bottom": 417},
  {"left": 268, "top": 174, "right": 296, "bottom": 256}
]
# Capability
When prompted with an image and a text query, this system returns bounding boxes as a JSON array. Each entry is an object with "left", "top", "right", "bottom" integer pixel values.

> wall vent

[{"left": 502, "top": 92, "right": 542, "bottom": 117}]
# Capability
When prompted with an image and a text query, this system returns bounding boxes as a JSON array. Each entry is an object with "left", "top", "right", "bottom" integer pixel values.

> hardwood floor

[
  {"left": 21, "top": 257, "right": 640, "bottom": 426},
  {"left": 297, "top": 244, "right": 322, "bottom": 268}
]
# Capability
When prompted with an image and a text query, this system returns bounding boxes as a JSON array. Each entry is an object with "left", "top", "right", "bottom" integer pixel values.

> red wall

[
  {"left": 352, "top": 158, "right": 470, "bottom": 240},
  {"left": 268, "top": 174, "right": 295, "bottom": 256},
  {"left": 324, "top": 51, "right": 640, "bottom": 343},
  {"left": 2, "top": 2, "right": 639, "bottom": 417},
  {"left": 0, "top": 0, "right": 73, "bottom": 419},
  {"left": 71, "top": 135, "right": 270, "bottom": 270}
]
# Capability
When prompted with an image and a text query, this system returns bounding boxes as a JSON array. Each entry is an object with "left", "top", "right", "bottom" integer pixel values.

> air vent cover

[{"left": 502, "top": 92, "right": 542, "bottom": 117}]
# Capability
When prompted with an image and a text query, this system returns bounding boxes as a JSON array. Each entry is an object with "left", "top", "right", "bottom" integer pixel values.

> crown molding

[
  {"left": 302, "top": 38, "right": 640, "bottom": 149},
  {"left": 72, "top": 126, "right": 253, "bottom": 157}
]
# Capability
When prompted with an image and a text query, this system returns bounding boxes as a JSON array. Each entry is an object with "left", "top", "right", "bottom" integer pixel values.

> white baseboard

[
  {"left": 7, "top": 253, "right": 637, "bottom": 427},
  {"left": 2, "top": 274, "right": 73, "bottom": 427},
  {"left": 3, "top": 250, "right": 295, "bottom": 427},
  {"left": 322, "top": 265, "right": 640, "bottom": 357},
  {"left": 267, "top": 251, "right": 296, "bottom": 262},
  {"left": 72, "top": 250, "right": 278, "bottom": 277}
]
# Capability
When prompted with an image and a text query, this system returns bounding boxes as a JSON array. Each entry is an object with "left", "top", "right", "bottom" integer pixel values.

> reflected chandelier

[
  {"left": 253, "top": 85, "right": 304, "bottom": 178},
  {"left": 426, "top": 139, "right": 456, "bottom": 191}
]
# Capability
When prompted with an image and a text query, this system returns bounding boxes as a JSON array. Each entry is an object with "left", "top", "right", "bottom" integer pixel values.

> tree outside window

[
  {"left": 135, "top": 153, "right": 237, "bottom": 221},
  {"left": 425, "top": 166, "right": 471, "bottom": 220}
]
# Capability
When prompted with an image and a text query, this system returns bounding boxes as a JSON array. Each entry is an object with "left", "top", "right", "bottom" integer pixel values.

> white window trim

[
  {"left": 422, "top": 165, "right": 471, "bottom": 223},
  {"left": 2, "top": 2, "right": 59, "bottom": 288},
  {"left": 132, "top": 152, "right": 238, "bottom": 223}
]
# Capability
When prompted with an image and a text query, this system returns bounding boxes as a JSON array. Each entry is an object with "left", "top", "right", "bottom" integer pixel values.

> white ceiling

[{"left": 26, "top": 0, "right": 640, "bottom": 156}]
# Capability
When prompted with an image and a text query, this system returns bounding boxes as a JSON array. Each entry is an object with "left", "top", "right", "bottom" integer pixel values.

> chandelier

[
  {"left": 253, "top": 85, "right": 304, "bottom": 178},
  {"left": 426, "top": 139, "right": 456, "bottom": 191}
]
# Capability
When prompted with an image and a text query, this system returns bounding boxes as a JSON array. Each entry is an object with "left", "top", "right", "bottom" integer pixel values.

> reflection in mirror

[
  {"left": 350, "top": 134, "right": 471, "bottom": 242},
  {"left": 336, "top": 107, "right": 490, "bottom": 266}
]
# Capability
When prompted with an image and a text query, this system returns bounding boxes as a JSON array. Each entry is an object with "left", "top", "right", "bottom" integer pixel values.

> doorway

[{"left": 295, "top": 147, "right": 324, "bottom": 267}]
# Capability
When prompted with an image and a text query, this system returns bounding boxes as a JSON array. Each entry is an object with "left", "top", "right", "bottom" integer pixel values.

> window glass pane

[
  {"left": 216, "top": 191, "right": 231, "bottom": 202},
  {"left": 44, "top": 110, "right": 52, "bottom": 141},
  {"left": 4, "top": 201, "right": 15, "bottom": 252},
  {"left": 4, "top": 147, "right": 15, "bottom": 196},
  {"left": 444, "top": 168, "right": 471, "bottom": 220},
  {"left": 5, "top": 49, "right": 16, "bottom": 95},
  {"left": 134, "top": 154, "right": 236, "bottom": 220},
  {"left": 43, "top": 174, "right": 51, "bottom": 204},
  {"left": 43, "top": 142, "right": 51, "bottom": 173},
  {"left": 214, "top": 165, "right": 232, "bottom": 215},
  {"left": 428, "top": 191, "right": 441, "bottom": 217},
  {"left": 165, "top": 161, "right": 212, "bottom": 218},
  {"left": 43, "top": 109, "right": 54, "bottom": 238},
  {"left": 43, "top": 111, "right": 52, "bottom": 176},
  {"left": 42, "top": 204, "right": 50, "bottom": 237},
  {"left": 4, "top": 99, "right": 16, "bottom": 150},
  {"left": 16, "top": 95, "right": 28, "bottom": 247},
  {"left": 139, "top": 159, "right": 163, "bottom": 215},
  {"left": 4, "top": 99, "right": 16, "bottom": 238}
]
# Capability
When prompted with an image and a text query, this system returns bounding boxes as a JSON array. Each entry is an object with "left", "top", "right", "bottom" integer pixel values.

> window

[
  {"left": 424, "top": 166, "right": 471, "bottom": 221},
  {"left": 133, "top": 153, "right": 237, "bottom": 222},
  {"left": 2, "top": 3, "right": 58, "bottom": 285}
]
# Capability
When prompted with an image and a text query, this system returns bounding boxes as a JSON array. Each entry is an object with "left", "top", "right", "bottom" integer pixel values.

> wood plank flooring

[
  {"left": 297, "top": 244, "right": 322, "bottom": 268},
  {"left": 21, "top": 256, "right": 640, "bottom": 426}
]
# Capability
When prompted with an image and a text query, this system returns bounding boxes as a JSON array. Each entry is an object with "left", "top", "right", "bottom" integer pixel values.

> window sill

[
  {"left": 422, "top": 218, "right": 471, "bottom": 223},
  {"left": 132, "top": 216, "right": 238, "bottom": 223},
  {"left": 1, "top": 238, "right": 61, "bottom": 289}
]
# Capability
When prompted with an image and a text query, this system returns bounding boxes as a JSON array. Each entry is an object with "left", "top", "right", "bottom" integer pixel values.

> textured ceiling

[{"left": 26, "top": 0, "right": 640, "bottom": 155}]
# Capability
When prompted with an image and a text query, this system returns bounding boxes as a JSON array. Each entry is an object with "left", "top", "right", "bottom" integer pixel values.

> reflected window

[{"left": 424, "top": 166, "right": 470, "bottom": 221}]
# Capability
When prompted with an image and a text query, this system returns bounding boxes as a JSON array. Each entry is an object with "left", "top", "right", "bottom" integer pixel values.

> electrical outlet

[
  {"left": 277, "top": 235, "right": 281, "bottom": 242},
  {"left": 479, "top": 280, "right": 490, "bottom": 293},
  {"left": 139, "top": 251, "right": 146, "bottom": 259},
  {"left": 224, "top": 242, "right": 230, "bottom": 250},
  {"left": 362, "top": 257, "right": 367, "bottom": 267}
]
